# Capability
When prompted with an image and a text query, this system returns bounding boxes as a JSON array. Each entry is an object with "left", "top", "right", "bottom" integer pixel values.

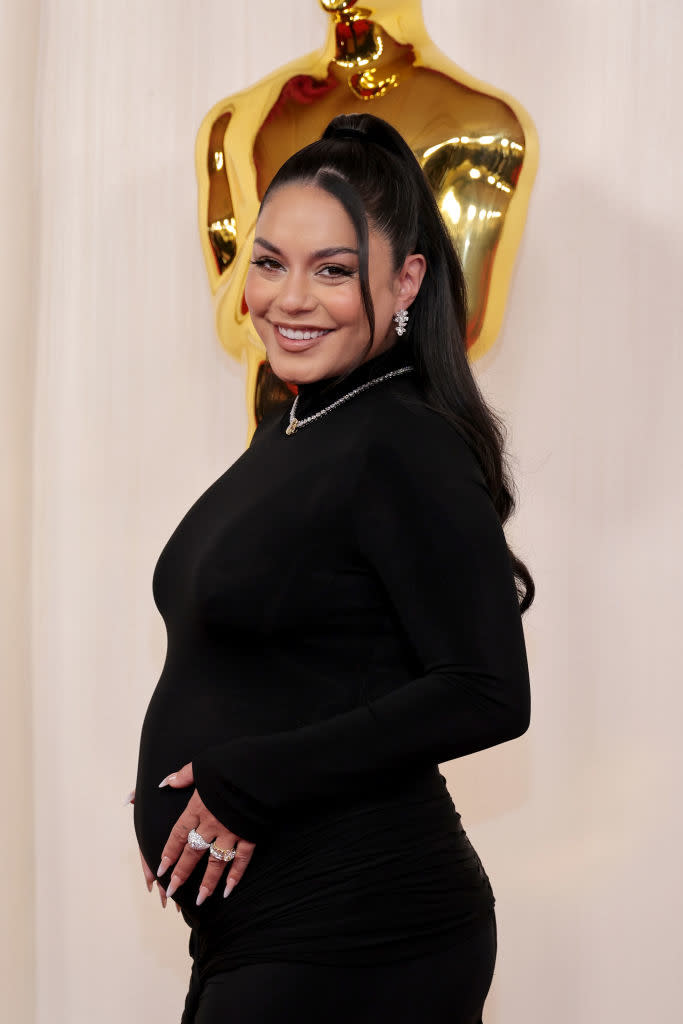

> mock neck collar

[{"left": 294, "top": 338, "right": 414, "bottom": 418}]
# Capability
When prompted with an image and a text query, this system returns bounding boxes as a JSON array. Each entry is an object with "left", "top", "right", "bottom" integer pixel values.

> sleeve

[{"left": 193, "top": 416, "right": 531, "bottom": 843}]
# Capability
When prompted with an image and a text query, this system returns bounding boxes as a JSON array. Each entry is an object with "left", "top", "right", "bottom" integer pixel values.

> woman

[{"left": 133, "top": 112, "right": 533, "bottom": 1022}]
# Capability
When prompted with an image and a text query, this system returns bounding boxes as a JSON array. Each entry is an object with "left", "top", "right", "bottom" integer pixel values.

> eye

[
  {"left": 250, "top": 257, "right": 282, "bottom": 272},
  {"left": 318, "top": 265, "right": 356, "bottom": 278}
]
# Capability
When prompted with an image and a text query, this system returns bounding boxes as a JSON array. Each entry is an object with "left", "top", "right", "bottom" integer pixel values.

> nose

[{"left": 276, "top": 268, "right": 317, "bottom": 314}]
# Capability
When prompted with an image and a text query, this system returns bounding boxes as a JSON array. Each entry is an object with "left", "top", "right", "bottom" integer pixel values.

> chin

[{"left": 267, "top": 347, "right": 335, "bottom": 386}]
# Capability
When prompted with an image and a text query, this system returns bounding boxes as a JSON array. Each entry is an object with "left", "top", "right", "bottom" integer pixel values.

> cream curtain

[
  {"left": 1, "top": 1, "right": 40, "bottom": 1019},
  {"left": 2, "top": 1, "right": 682, "bottom": 1021}
]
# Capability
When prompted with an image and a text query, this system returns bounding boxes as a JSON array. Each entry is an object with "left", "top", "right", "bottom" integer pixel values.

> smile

[{"left": 276, "top": 325, "right": 333, "bottom": 341}]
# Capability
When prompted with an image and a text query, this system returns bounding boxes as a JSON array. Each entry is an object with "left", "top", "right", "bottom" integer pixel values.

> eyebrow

[{"left": 253, "top": 237, "right": 358, "bottom": 259}]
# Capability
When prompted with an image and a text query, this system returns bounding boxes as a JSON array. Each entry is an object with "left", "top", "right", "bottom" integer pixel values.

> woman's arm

[{"left": 193, "top": 412, "right": 531, "bottom": 842}]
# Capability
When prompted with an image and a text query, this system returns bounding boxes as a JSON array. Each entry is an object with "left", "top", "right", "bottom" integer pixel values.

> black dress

[{"left": 133, "top": 339, "right": 530, "bottom": 1021}]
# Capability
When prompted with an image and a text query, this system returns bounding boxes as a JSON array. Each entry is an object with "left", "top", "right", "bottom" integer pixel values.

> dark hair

[{"left": 261, "top": 113, "right": 535, "bottom": 614}]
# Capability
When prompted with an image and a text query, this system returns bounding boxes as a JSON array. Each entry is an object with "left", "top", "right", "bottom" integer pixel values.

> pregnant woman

[{"left": 132, "top": 112, "right": 533, "bottom": 1023}]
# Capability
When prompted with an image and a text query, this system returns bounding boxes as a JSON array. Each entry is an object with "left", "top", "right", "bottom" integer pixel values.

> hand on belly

[{"left": 155, "top": 761, "right": 256, "bottom": 907}]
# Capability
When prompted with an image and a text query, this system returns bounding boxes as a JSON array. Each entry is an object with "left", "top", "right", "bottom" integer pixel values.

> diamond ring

[
  {"left": 187, "top": 828, "right": 211, "bottom": 851},
  {"left": 210, "top": 841, "right": 236, "bottom": 862}
]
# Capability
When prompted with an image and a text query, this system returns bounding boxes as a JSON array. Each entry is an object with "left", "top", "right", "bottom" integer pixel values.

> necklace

[{"left": 285, "top": 366, "right": 414, "bottom": 436}]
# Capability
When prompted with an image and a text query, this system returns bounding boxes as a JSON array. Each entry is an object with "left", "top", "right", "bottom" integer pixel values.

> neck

[{"left": 295, "top": 337, "right": 413, "bottom": 418}]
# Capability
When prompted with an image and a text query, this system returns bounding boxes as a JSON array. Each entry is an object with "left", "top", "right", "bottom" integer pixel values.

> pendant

[{"left": 286, "top": 418, "right": 298, "bottom": 436}]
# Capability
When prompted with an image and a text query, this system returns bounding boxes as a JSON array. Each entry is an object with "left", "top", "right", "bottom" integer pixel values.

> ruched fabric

[
  {"left": 182, "top": 907, "right": 497, "bottom": 1023},
  {"left": 178, "top": 769, "right": 494, "bottom": 986}
]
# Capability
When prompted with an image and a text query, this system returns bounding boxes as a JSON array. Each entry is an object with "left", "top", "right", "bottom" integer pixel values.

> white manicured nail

[
  {"left": 223, "top": 878, "right": 236, "bottom": 899},
  {"left": 123, "top": 790, "right": 135, "bottom": 805},
  {"left": 158, "top": 773, "right": 177, "bottom": 788},
  {"left": 165, "top": 877, "right": 179, "bottom": 899},
  {"left": 157, "top": 856, "right": 172, "bottom": 877},
  {"left": 196, "top": 886, "right": 209, "bottom": 907}
]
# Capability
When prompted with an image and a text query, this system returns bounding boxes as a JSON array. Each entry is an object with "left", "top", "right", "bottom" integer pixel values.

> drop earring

[{"left": 393, "top": 309, "right": 409, "bottom": 336}]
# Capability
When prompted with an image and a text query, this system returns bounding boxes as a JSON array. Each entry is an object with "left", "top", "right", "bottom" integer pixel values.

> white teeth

[{"left": 277, "top": 326, "right": 330, "bottom": 341}]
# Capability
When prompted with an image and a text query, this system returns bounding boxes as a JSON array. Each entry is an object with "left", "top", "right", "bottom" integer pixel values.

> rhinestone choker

[{"left": 285, "top": 366, "right": 414, "bottom": 436}]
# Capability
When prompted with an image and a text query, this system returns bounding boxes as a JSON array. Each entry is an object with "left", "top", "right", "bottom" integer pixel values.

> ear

[{"left": 395, "top": 253, "right": 426, "bottom": 309}]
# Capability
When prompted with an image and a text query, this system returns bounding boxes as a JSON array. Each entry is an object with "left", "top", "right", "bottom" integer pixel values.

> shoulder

[
  {"left": 359, "top": 381, "right": 487, "bottom": 493},
  {"left": 350, "top": 383, "right": 502, "bottom": 553}
]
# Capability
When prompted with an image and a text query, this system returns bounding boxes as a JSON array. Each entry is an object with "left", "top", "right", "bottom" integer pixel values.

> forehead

[{"left": 256, "top": 183, "right": 357, "bottom": 245}]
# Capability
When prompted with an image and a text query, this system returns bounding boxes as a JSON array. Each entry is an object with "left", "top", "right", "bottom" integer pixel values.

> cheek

[
  {"left": 326, "top": 285, "right": 365, "bottom": 325},
  {"left": 244, "top": 273, "right": 270, "bottom": 316}
]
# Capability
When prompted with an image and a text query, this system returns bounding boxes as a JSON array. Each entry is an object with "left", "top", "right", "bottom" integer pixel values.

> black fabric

[
  {"left": 184, "top": 908, "right": 497, "bottom": 1024},
  {"left": 133, "top": 339, "right": 530, "bottom": 992}
]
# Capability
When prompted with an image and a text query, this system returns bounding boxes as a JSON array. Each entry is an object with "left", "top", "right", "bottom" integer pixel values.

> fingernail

[
  {"left": 157, "top": 856, "right": 172, "bottom": 877},
  {"left": 158, "top": 887, "right": 167, "bottom": 909},
  {"left": 145, "top": 878, "right": 153, "bottom": 894},
  {"left": 223, "top": 878, "right": 236, "bottom": 899},
  {"left": 158, "top": 773, "right": 177, "bottom": 788},
  {"left": 176, "top": 902, "right": 181, "bottom": 913},
  {"left": 165, "top": 877, "right": 179, "bottom": 899},
  {"left": 196, "top": 886, "right": 209, "bottom": 907},
  {"left": 123, "top": 790, "right": 135, "bottom": 805}
]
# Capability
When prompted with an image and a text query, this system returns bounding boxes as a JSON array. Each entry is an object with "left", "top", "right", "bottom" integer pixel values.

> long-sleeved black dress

[{"left": 133, "top": 338, "right": 530, "bottom": 1020}]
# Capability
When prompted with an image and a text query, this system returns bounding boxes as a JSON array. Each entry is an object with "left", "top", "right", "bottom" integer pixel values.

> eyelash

[{"left": 249, "top": 257, "right": 355, "bottom": 279}]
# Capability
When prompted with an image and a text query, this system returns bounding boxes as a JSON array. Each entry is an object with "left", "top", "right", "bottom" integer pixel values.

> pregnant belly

[
  {"left": 132, "top": 672, "right": 257, "bottom": 876},
  {"left": 133, "top": 656, "right": 362, "bottom": 882},
  {"left": 133, "top": 709, "right": 202, "bottom": 878},
  {"left": 133, "top": 663, "right": 493, "bottom": 934}
]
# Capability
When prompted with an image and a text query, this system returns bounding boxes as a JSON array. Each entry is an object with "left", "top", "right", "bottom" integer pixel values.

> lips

[
  {"left": 276, "top": 325, "right": 333, "bottom": 341},
  {"left": 273, "top": 323, "right": 334, "bottom": 352}
]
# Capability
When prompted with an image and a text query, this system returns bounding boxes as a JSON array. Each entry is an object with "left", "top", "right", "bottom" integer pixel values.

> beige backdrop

[{"left": 2, "top": 1, "right": 682, "bottom": 1021}]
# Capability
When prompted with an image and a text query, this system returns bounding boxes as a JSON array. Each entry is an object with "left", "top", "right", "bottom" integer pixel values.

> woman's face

[{"left": 245, "top": 183, "right": 419, "bottom": 385}]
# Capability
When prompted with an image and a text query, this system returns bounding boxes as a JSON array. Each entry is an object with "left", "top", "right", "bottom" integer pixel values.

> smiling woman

[
  {"left": 132, "top": 112, "right": 533, "bottom": 1023},
  {"left": 244, "top": 183, "right": 425, "bottom": 384}
]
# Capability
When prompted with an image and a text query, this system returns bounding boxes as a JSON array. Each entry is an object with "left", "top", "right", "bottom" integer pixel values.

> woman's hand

[{"left": 156, "top": 762, "right": 256, "bottom": 906}]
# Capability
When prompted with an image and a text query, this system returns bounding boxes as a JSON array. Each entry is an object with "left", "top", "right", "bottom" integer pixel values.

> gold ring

[{"left": 209, "top": 841, "right": 236, "bottom": 863}]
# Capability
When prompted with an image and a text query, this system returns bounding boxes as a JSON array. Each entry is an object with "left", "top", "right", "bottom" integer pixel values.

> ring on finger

[
  {"left": 209, "top": 841, "right": 236, "bottom": 862},
  {"left": 187, "top": 828, "right": 211, "bottom": 852}
]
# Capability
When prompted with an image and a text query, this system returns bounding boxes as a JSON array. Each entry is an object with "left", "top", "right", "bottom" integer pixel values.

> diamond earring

[{"left": 393, "top": 309, "right": 409, "bottom": 336}]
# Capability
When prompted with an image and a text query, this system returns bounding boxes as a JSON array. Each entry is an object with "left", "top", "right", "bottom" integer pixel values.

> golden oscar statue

[{"left": 195, "top": 0, "right": 538, "bottom": 434}]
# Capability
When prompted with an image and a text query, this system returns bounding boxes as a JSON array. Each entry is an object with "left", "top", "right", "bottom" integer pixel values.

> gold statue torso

[{"left": 196, "top": 1, "right": 538, "bottom": 432}]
